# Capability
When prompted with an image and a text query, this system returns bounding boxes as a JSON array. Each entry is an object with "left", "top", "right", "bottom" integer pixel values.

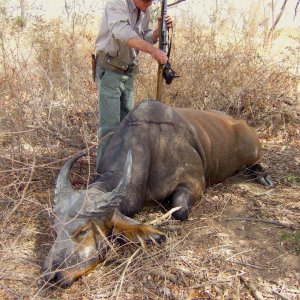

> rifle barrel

[{"left": 156, "top": 0, "right": 167, "bottom": 100}]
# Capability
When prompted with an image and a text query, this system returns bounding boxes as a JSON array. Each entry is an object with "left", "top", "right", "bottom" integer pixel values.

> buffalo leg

[
  {"left": 171, "top": 185, "right": 198, "bottom": 221},
  {"left": 243, "top": 164, "right": 274, "bottom": 187},
  {"left": 108, "top": 209, "right": 166, "bottom": 247}
]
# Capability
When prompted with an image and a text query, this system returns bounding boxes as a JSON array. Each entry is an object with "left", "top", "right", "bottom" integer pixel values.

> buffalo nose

[
  {"left": 42, "top": 269, "right": 57, "bottom": 283},
  {"left": 42, "top": 261, "right": 61, "bottom": 284},
  {"left": 42, "top": 269, "right": 74, "bottom": 287}
]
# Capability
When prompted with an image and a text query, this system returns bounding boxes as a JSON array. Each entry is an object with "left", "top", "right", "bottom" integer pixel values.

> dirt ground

[{"left": 0, "top": 138, "right": 299, "bottom": 300}]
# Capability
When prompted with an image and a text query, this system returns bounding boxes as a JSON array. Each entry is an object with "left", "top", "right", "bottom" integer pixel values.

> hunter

[{"left": 94, "top": 0, "right": 173, "bottom": 168}]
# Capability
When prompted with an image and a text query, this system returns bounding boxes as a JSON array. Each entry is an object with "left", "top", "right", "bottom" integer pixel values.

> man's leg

[{"left": 96, "top": 68, "right": 124, "bottom": 170}]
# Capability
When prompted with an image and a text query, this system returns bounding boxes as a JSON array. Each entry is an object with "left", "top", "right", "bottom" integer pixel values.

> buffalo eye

[{"left": 76, "top": 227, "right": 90, "bottom": 239}]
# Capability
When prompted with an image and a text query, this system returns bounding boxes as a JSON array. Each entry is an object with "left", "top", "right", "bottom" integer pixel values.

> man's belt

[{"left": 96, "top": 51, "right": 138, "bottom": 76}]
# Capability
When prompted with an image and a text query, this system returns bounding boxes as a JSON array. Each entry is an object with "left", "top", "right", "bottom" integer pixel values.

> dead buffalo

[{"left": 43, "top": 100, "right": 273, "bottom": 286}]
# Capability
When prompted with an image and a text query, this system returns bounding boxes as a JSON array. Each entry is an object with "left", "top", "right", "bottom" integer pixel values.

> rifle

[{"left": 156, "top": 0, "right": 181, "bottom": 100}]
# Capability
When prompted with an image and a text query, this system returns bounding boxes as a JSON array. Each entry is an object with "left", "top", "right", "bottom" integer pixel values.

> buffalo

[{"left": 43, "top": 100, "right": 273, "bottom": 286}]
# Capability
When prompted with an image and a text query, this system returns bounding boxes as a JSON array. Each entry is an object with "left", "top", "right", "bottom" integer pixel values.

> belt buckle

[
  {"left": 127, "top": 65, "right": 133, "bottom": 75},
  {"left": 127, "top": 64, "right": 137, "bottom": 75}
]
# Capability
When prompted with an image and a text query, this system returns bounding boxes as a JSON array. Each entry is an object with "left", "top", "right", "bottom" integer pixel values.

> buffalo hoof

[
  {"left": 172, "top": 208, "right": 189, "bottom": 221},
  {"left": 135, "top": 226, "right": 166, "bottom": 247},
  {"left": 255, "top": 173, "right": 274, "bottom": 187},
  {"left": 147, "top": 232, "right": 166, "bottom": 244},
  {"left": 244, "top": 164, "right": 274, "bottom": 187}
]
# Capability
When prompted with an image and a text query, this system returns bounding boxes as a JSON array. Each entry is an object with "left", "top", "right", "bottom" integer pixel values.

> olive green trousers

[{"left": 95, "top": 66, "right": 135, "bottom": 171}]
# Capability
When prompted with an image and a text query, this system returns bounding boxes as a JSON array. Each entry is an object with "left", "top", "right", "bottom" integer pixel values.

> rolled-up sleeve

[
  {"left": 107, "top": 2, "right": 138, "bottom": 43},
  {"left": 143, "top": 29, "right": 155, "bottom": 44},
  {"left": 141, "top": 12, "right": 155, "bottom": 44}
]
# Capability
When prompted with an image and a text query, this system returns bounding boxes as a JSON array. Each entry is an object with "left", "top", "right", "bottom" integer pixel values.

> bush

[
  {"left": 137, "top": 11, "right": 299, "bottom": 136},
  {"left": 1, "top": 5, "right": 299, "bottom": 168},
  {"left": 0, "top": 3, "right": 299, "bottom": 298}
]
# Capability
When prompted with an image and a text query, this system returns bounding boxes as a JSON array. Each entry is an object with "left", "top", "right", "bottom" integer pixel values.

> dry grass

[
  {"left": 1, "top": 139, "right": 299, "bottom": 299},
  {"left": 1, "top": 2, "right": 300, "bottom": 299}
]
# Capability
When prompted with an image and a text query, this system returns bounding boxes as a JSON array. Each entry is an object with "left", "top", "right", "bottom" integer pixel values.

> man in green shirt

[{"left": 95, "top": 0, "right": 173, "bottom": 169}]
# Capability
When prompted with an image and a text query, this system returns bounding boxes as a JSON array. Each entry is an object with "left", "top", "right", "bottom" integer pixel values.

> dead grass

[
  {"left": 0, "top": 139, "right": 299, "bottom": 299},
  {"left": 0, "top": 2, "right": 300, "bottom": 299}
]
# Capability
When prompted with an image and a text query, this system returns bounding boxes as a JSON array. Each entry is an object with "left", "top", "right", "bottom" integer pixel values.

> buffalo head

[
  {"left": 42, "top": 151, "right": 133, "bottom": 287},
  {"left": 42, "top": 151, "right": 165, "bottom": 287}
]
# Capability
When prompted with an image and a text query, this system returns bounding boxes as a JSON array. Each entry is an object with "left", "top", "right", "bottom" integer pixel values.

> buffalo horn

[
  {"left": 55, "top": 153, "right": 86, "bottom": 196},
  {"left": 112, "top": 150, "right": 132, "bottom": 195},
  {"left": 94, "top": 150, "right": 132, "bottom": 212}
]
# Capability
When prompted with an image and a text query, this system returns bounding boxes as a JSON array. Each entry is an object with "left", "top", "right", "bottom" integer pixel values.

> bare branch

[
  {"left": 146, "top": 206, "right": 182, "bottom": 225},
  {"left": 224, "top": 217, "right": 299, "bottom": 230},
  {"left": 295, "top": 0, "right": 300, "bottom": 18},
  {"left": 3, "top": 154, "right": 36, "bottom": 226},
  {"left": 268, "top": 0, "right": 289, "bottom": 41},
  {"left": 239, "top": 276, "right": 264, "bottom": 300}
]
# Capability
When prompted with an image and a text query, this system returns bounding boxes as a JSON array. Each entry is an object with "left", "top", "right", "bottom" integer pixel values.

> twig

[
  {"left": 149, "top": 269, "right": 178, "bottom": 283},
  {"left": 81, "top": 276, "right": 91, "bottom": 295},
  {"left": 114, "top": 248, "right": 141, "bottom": 300},
  {"left": 146, "top": 206, "right": 181, "bottom": 225},
  {"left": 0, "top": 128, "right": 36, "bottom": 135},
  {"left": 239, "top": 276, "right": 264, "bottom": 300},
  {"left": 28, "top": 125, "right": 85, "bottom": 149},
  {"left": 157, "top": 222, "right": 181, "bottom": 229},
  {"left": 0, "top": 149, "right": 95, "bottom": 173},
  {"left": 272, "top": 289, "right": 290, "bottom": 300},
  {"left": 227, "top": 259, "right": 264, "bottom": 270},
  {"left": 0, "top": 283, "right": 22, "bottom": 297},
  {"left": 266, "top": 253, "right": 287, "bottom": 264},
  {"left": 94, "top": 223, "right": 118, "bottom": 256},
  {"left": 219, "top": 194, "right": 232, "bottom": 216},
  {"left": 224, "top": 217, "right": 299, "bottom": 230},
  {"left": 283, "top": 288, "right": 300, "bottom": 294},
  {"left": 189, "top": 272, "right": 247, "bottom": 289},
  {"left": 189, "top": 279, "right": 231, "bottom": 289},
  {"left": 236, "top": 276, "right": 241, "bottom": 300},
  {"left": 226, "top": 248, "right": 255, "bottom": 260},
  {"left": 268, "top": 0, "right": 288, "bottom": 40},
  {"left": 3, "top": 154, "right": 36, "bottom": 226}
]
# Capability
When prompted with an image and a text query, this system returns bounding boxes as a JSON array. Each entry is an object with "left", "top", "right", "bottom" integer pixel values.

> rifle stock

[{"left": 156, "top": 64, "right": 164, "bottom": 100}]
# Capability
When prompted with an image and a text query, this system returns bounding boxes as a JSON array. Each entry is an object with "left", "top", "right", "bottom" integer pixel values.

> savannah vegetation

[{"left": 0, "top": 0, "right": 299, "bottom": 299}]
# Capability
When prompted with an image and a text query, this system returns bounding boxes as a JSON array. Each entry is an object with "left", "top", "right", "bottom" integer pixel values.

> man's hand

[
  {"left": 127, "top": 36, "right": 169, "bottom": 65},
  {"left": 128, "top": 13, "right": 174, "bottom": 65},
  {"left": 152, "top": 15, "right": 174, "bottom": 43},
  {"left": 149, "top": 47, "right": 168, "bottom": 65},
  {"left": 158, "top": 15, "right": 173, "bottom": 30}
]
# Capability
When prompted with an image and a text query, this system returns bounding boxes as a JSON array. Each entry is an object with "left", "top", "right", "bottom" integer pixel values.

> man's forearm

[
  {"left": 152, "top": 28, "right": 160, "bottom": 43},
  {"left": 127, "top": 36, "right": 157, "bottom": 54},
  {"left": 127, "top": 35, "right": 168, "bottom": 65}
]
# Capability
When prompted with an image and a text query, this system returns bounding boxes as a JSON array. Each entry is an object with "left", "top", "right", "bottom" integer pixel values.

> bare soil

[{"left": 0, "top": 138, "right": 299, "bottom": 300}]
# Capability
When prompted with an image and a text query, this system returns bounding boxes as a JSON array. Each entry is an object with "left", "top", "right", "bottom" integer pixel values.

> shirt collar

[{"left": 127, "top": 0, "right": 137, "bottom": 13}]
